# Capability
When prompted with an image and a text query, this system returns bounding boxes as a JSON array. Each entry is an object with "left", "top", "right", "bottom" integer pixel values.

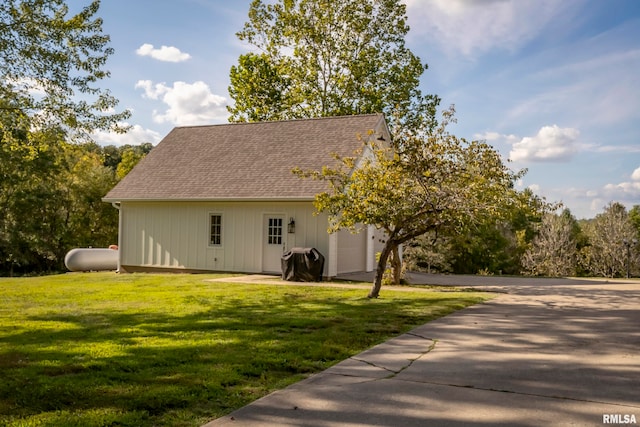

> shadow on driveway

[{"left": 205, "top": 274, "right": 640, "bottom": 426}]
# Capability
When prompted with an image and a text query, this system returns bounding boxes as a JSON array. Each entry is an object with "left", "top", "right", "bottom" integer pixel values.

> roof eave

[{"left": 102, "top": 196, "right": 317, "bottom": 203}]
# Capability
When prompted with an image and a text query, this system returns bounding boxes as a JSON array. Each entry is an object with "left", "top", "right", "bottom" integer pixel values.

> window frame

[{"left": 209, "top": 213, "right": 223, "bottom": 247}]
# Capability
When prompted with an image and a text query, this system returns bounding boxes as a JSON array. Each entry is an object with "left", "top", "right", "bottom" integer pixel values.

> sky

[{"left": 89, "top": 0, "right": 640, "bottom": 219}]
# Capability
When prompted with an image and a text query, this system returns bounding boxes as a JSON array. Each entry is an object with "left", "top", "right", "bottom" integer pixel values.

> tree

[
  {"left": 405, "top": 188, "right": 551, "bottom": 276},
  {"left": 448, "top": 220, "right": 519, "bottom": 275},
  {"left": 404, "top": 230, "right": 453, "bottom": 274},
  {"left": 0, "top": 133, "right": 121, "bottom": 275},
  {"left": 0, "top": 0, "right": 129, "bottom": 140},
  {"left": 90, "top": 142, "right": 153, "bottom": 174},
  {"left": 230, "top": 0, "right": 438, "bottom": 129},
  {"left": 580, "top": 202, "right": 639, "bottom": 278},
  {"left": 0, "top": 127, "right": 63, "bottom": 274},
  {"left": 296, "top": 107, "right": 529, "bottom": 297},
  {"left": 228, "top": 53, "right": 292, "bottom": 123},
  {"left": 116, "top": 147, "right": 145, "bottom": 179},
  {"left": 629, "top": 205, "right": 640, "bottom": 239},
  {"left": 521, "top": 210, "right": 578, "bottom": 277},
  {"left": 0, "top": 0, "right": 129, "bottom": 274}
]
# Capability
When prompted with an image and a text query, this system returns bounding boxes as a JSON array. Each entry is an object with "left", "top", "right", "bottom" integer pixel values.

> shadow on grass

[
  {"left": 0, "top": 289, "right": 484, "bottom": 426},
  {"left": 206, "top": 283, "right": 640, "bottom": 427}
]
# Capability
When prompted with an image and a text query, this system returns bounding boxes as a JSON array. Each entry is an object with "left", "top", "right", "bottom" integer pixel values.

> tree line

[
  {"left": 404, "top": 202, "right": 640, "bottom": 279},
  {"left": 1, "top": 0, "right": 135, "bottom": 276},
  {"left": 0, "top": 141, "right": 151, "bottom": 276}
]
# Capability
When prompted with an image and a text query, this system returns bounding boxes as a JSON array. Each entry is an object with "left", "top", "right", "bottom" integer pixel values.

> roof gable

[{"left": 104, "top": 114, "right": 388, "bottom": 201}]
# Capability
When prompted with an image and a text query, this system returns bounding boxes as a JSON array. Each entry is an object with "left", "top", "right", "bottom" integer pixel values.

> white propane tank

[{"left": 64, "top": 248, "right": 118, "bottom": 272}]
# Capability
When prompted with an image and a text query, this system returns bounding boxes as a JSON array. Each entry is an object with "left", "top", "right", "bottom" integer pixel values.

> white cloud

[
  {"left": 474, "top": 131, "right": 519, "bottom": 145},
  {"left": 591, "top": 144, "right": 640, "bottom": 154},
  {"left": 602, "top": 166, "right": 640, "bottom": 199},
  {"left": 404, "top": 0, "right": 580, "bottom": 57},
  {"left": 135, "top": 80, "right": 228, "bottom": 126},
  {"left": 135, "top": 80, "right": 168, "bottom": 100},
  {"left": 571, "top": 166, "right": 640, "bottom": 217},
  {"left": 602, "top": 181, "right": 640, "bottom": 203},
  {"left": 509, "top": 125, "right": 579, "bottom": 162},
  {"left": 474, "top": 131, "right": 503, "bottom": 141},
  {"left": 92, "top": 123, "right": 162, "bottom": 146},
  {"left": 527, "top": 184, "right": 541, "bottom": 193},
  {"left": 136, "top": 43, "right": 191, "bottom": 62}
]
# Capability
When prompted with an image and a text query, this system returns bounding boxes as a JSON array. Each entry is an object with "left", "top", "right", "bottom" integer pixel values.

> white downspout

[{"left": 111, "top": 202, "right": 122, "bottom": 273}]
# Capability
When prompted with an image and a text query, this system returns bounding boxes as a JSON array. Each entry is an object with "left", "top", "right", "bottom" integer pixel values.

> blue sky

[{"left": 90, "top": 0, "right": 640, "bottom": 219}]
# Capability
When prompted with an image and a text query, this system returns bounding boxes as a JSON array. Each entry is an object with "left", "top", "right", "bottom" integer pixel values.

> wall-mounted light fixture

[
  {"left": 288, "top": 217, "right": 296, "bottom": 234},
  {"left": 376, "top": 134, "right": 386, "bottom": 141}
]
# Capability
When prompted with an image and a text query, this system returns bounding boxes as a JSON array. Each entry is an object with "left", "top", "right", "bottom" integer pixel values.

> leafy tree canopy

[
  {"left": 296, "top": 107, "right": 546, "bottom": 297},
  {"left": 229, "top": 0, "right": 438, "bottom": 130},
  {"left": 0, "top": 138, "right": 151, "bottom": 276},
  {"left": 0, "top": 0, "right": 129, "bottom": 141}
]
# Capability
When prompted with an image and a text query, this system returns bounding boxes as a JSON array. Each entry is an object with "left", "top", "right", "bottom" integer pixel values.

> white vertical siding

[{"left": 119, "top": 201, "right": 336, "bottom": 275}]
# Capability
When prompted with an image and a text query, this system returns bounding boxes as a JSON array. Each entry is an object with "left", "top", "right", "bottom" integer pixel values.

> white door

[{"left": 262, "top": 215, "right": 285, "bottom": 273}]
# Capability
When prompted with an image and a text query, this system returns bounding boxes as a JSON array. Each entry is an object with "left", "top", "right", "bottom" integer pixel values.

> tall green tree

[
  {"left": 116, "top": 147, "right": 145, "bottom": 179},
  {"left": 229, "top": 0, "right": 438, "bottom": 129},
  {"left": 0, "top": 128, "right": 72, "bottom": 274},
  {"left": 0, "top": 0, "right": 131, "bottom": 274},
  {"left": 228, "top": 53, "right": 291, "bottom": 123},
  {"left": 0, "top": 134, "right": 121, "bottom": 275},
  {"left": 0, "top": 0, "right": 130, "bottom": 140},
  {"left": 64, "top": 146, "right": 119, "bottom": 248},
  {"left": 448, "top": 221, "right": 519, "bottom": 275},
  {"left": 296, "top": 107, "right": 532, "bottom": 297},
  {"left": 407, "top": 188, "right": 549, "bottom": 276}
]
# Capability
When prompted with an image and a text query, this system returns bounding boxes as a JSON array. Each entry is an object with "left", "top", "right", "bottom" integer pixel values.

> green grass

[{"left": 0, "top": 273, "right": 492, "bottom": 426}]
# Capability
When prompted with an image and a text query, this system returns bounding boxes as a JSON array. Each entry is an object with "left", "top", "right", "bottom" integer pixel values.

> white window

[
  {"left": 267, "top": 217, "right": 283, "bottom": 245},
  {"left": 209, "top": 214, "right": 222, "bottom": 246}
]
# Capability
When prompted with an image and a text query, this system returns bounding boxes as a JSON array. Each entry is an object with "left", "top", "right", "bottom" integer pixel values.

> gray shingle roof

[{"left": 104, "top": 114, "right": 387, "bottom": 201}]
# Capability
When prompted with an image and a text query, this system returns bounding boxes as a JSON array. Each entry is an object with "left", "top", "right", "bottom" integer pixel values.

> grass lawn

[{"left": 0, "top": 272, "right": 492, "bottom": 426}]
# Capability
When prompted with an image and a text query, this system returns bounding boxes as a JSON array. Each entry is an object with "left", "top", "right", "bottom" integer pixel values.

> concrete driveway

[{"left": 204, "top": 274, "right": 640, "bottom": 426}]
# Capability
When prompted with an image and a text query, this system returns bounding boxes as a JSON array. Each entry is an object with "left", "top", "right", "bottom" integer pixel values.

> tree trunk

[
  {"left": 369, "top": 241, "right": 394, "bottom": 298},
  {"left": 391, "top": 244, "right": 402, "bottom": 285}
]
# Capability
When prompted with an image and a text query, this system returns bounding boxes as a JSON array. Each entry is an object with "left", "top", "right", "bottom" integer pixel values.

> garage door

[{"left": 337, "top": 228, "right": 366, "bottom": 274}]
